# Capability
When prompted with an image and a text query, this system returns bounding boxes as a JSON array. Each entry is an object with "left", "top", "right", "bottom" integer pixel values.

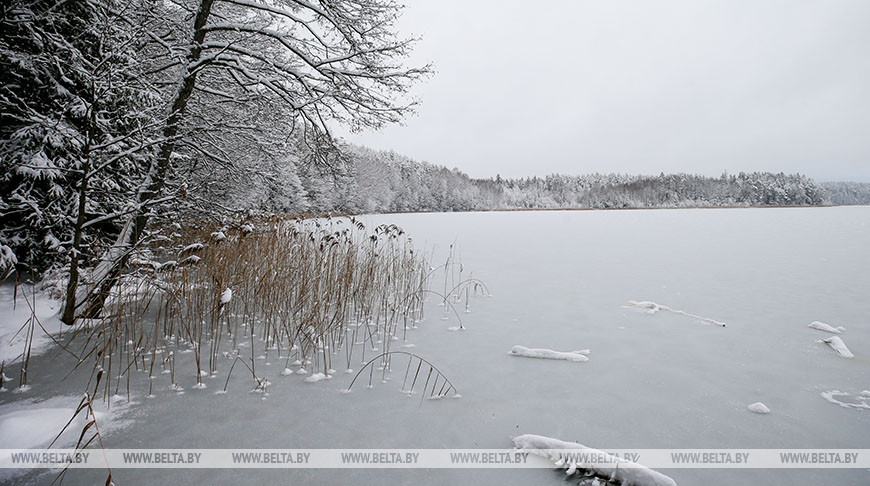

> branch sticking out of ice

[
  {"left": 818, "top": 336, "right": 854, "bottom": 358},
  {"left": 626, "top": 300, "right": 726, "bottom": 327},
  {"left": 513, "top": 434, "right": 676, "bottom": 486},
  {"left": 808, "top": 321, "right": 845, "bottom": 334},
  {"left": 509, "top": 346, "right": 589, "bottom": 362},
  {"left": 747, "top": 402, "right": 771, "bottom": 414}
]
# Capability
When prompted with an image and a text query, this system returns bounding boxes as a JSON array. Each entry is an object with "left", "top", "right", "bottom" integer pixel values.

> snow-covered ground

[
  {"left": 1, "top": 206, "right": 869, "bottom": 485},
  {"left": 0, "top": 285, "right": 64, "bottom": 365}
]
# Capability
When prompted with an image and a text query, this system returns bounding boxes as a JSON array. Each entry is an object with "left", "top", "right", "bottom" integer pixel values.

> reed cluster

[{"left": 63, "top": 217, "right": 486, "bottom": 401}]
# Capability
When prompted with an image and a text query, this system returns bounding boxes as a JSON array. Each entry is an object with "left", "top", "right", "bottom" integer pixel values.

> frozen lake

[{"left": 5, "top": 206, "right": 870, "bottom": 484}]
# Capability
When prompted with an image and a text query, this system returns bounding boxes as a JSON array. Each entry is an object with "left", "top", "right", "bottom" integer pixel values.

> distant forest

[{"left": 220, "top": 144, "right": 870, "bottom": 214}]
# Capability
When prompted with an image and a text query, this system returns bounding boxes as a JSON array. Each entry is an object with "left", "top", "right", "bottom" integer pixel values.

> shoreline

[{"left": 289, "top": 203, "right": 867, "bottom": 220}]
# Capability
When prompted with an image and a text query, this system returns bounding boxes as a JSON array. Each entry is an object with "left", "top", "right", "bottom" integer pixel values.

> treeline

[
  {"left": 229, "top": 144, "right": 840, "bottom": 215},
  {"left": 820, "top": 182, "right": 870, "bottom": 206}
]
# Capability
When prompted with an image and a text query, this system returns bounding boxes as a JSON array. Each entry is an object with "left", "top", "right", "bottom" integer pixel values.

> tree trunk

[{"left": 69, "top": 0, "right": 216, "bottom": 321}]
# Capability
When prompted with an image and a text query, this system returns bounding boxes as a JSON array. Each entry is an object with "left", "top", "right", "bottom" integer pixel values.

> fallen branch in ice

[
  {"left": 513, "top": 434, "right": 676, "bottom": 486},
  {"left": 508, "top": 346, "right": 589, "bottom": 362},
  {"left": 818, "top": 336, "right": 854, "bottom": 358},
  {"left": 808, "top": 321, "right": 845, "bottom": 334},
  {"left": 626, "top": 301, "right": 726, "bottom": 327}
]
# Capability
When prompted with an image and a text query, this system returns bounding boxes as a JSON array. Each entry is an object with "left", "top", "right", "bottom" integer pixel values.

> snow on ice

[
  {"left": 513, "top": 434, "right": 676, "bottom": 486},
  {"left": 818, "top": 336, "right": 854, "bottom": 358},
  {"left": 0, "top": 286, "right": 64, "bottom": 365},
  {"left": 820, "top": 391, "right": 870, "bottom": 410},
  {"left": 304, "top": 373, "right": 328, "bottom": 383},
  {"left": 747, "top": 402, "right": 771, "bottom": 414},
  {"left": 0, "top": 395, "right": 130, "bottom": 480},
  {"left": 508, "top": 346, "right": 589, "bottom": 362},
  {"left": 808, "top": 321, "right": 845, "bottom": 334}
]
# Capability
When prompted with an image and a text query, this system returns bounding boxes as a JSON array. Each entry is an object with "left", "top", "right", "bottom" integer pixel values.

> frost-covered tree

[
  {"left": 1, "top": 0, "right": 164, "bottom": 293},
  {"left": 70, "top": 0, "right": 430, "bottom": 320}
]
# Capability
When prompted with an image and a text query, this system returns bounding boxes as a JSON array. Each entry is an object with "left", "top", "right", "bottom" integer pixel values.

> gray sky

[{"left": 338, "top": 0, "right": 870, "bottom": 181}]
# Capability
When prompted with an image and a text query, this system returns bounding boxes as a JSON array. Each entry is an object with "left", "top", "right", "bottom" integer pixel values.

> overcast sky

[{"left": 337, "top": 0, "right": 870, "bottom": 182}]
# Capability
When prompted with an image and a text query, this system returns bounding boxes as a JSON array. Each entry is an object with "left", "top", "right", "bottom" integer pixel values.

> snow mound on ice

[
  {"left": 304, "top": 373, "right": 328, "bottom": 383},
  {"left": 808, "top": 321, "right": 844, "bottom": 334},
  {"left": 509, "top": 346, "right": 589, "bottom": 362},
  {"left": 818, "top": 336, "right": 854, "bottom": 358},
  {"left": 513, "top": 433, "right": 676, "bottom": 486},
  {"left": 626, "top": 300, "right": 726, "bottom": 327},
  {"left": 747, "top": 402, "right": 771, "bottom": 414}
]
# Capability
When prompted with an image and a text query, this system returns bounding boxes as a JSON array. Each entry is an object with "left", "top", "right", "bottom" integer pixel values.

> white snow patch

[
  {"left": 280, "top": 368, "right": 294, "bottom": 376},
  {"left": 513, "top": 434, "right": 676, "bottom": 486},
  {"left": 509, "top": 346, "right": 589, "bottom": 362},
  {"left": 0, "top": 395, "right": 131, "bottom": 478},
  {"left": 220, "top": 288, "right": 233, "bottom": 305},
  {"left": 626, "top": 300, "right": 726, "bottom": 327},
  {"left": 304, "top": 373, "right": 328, "bottom": 383},
  {"left": 180, "top": 255, "right": 201, "bottom": 265},
  {"left": 747, "top": 402, "right": 771, "bottom": 414},
  {"left": 818, "top": 336, "right": 854, "bottom": 358},
  {"left": 820, "top": 390, "right": 870, "bottom": 410},
  {"left": 0, "top": 286, "right": 72, "bottom": 364},
  {"left": 181, "top": 243, "right": 204, "bottom": 254},
  {"left": 808, "top": 321, "right": 843, "bottom": 334}
]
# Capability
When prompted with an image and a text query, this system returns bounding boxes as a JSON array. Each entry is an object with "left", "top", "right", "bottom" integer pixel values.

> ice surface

[
  {"left": 747, "top": 402, "right": 770, "bottom": 414},
  {"left": 818, "top": 336, "right": 854, "bottom": 358},
  {"left": 3, "top": 207, "right": 870, "bottom": 485},
  {"left": 508, "top": 345, "right": 589, "bottom": 362},
  {"left": 807, "top": 321, "right": 844, "bottom": 334},
  {"left": 513, "top": 434, "right": 676, "bottom": 486}
]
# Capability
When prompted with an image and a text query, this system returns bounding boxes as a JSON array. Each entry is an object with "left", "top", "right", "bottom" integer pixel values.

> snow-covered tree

[{"left": 70, "top": 0, "right": 431, "bottom": 320}]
